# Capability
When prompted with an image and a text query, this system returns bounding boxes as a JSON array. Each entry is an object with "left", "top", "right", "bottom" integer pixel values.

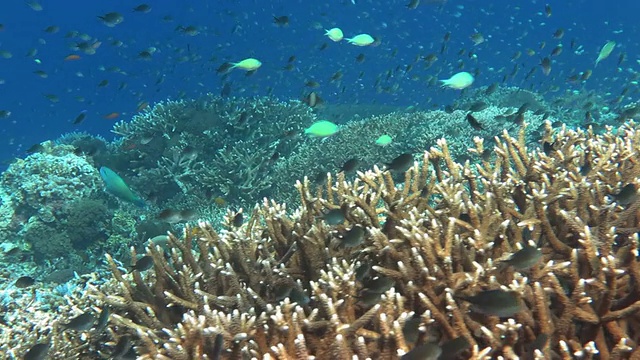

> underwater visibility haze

[{"left": 2, "top": 0, "right": 640, "bottom": 358}]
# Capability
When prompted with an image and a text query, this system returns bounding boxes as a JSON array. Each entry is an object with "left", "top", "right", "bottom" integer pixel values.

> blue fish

[{"left": 99, "top": 166, "right": 145, "bottom": 207}]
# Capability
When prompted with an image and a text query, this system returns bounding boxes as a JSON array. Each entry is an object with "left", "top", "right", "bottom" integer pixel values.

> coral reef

[
  {"left": 76, "top": 120, "right": 640, "bottom": 359},
  {"left": 110, "top": 94, "right": 315, "bottom": 205}
]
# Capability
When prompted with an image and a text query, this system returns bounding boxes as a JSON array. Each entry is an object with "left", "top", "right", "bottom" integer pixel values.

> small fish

[
  {"left": 111, "top": 335, "right": 133, "bottom": 359},
  {"left": 320, "top": 208, "right": 346, "bottom": 225},
  {"left": 338, "top": 225, "right": 365, "bottom": 248},
  {"left": 386, "top": 153, "right": 414, "bottom": 172},
  {"left": 340, "top": 158, "right": 360, "bottom": 173},
  {"left": 363, "top": 276, "right": 394, "bottom": 294},
  {"left": 0, "top": 110, "right": 11, "bottom": 118},
  {"left": 468, "top": 101, "right": 487, "bottom": 112},
  {"left": 406, "top": 0, "right": 420, "bottom": 9},
  {"left": 470, "top": 32, "right": 485, "bottom": 45},
  {"left": 26, "top": 143, "right": 45, "bottom": 154},
  {"left": 64, "top": 54, "right": 81, "bottom": 61},
  {"left": 595, "top": 41, "right": 616, "bottom": 67},
  {"left": 303, "top": 92, "right": 323, "bottom": 108},
  {"left": 439, "top": 336, "right": 471, "bottom": 359},
  {"left": 72, "top": 110, "right": 87, "bottom": 125},
  {"left": 103, "top": 112, "right": 120, "bottom": 119},
  {"left": 401, "top": 343, "right": 441, "bottom": 360},
  {"left": 456, "top": 289, "right": 522, "bottom": 317},
  {"left": 62, "top": 312, "right": 96, "bottom": 331},
  {"left": 611, "top": 184, "right": 637, "bottom": 206},
  {"left": 98, "top": 12, "right": 124, "bottom": 27},
  {"left": 15, "top": 275, "right": 36, "bottom": 288},
  {"left": 95, "top": 306, "right": 110, "bottom": 331},
  {"left": 542, "top": 141, "right": 555, "bottom": 155},
  {"left": 26, "top": 1, "right": 43, "bottom": 11},
  {"left": 540, "top": 57, "right": 552, "bottom": 75},
  {"left": 273, "top": 15, "right": 289, "bottom": 27},
  {"left": 133, "top": 4, "right": 152, "bottom": 13},
  {"left": 501, "top": 246, "right": 542, "bottom": 270},
  {"left": 24, "top": 343, "right": 49, "bottom": 360},
  {"left": 212, "top": 333, "right": 224, "bottom": 360},
  {"left": 544, "top": 4, "right": 552, "bottom": 17},
  {"left": 466, "top": 113, "right": 484, "bottom": 130},
  {"left": 232, "top": 211, "right": 243, "bottom": 227},
  {"left": 130, "top": 255, "right": 154, "bottom": 272},
  {"left": 158, "top": 209, "right": 183, "bottom": 223}
]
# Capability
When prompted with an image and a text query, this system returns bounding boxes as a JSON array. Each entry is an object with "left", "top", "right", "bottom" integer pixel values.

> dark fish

[
  {"left": 158, "top": 209, "right": 183, "bottom": 223},
  {"left": 481, "top": 149, "right": 492, "bottom": 161},
  {"left": 456, "top": 289, "right": 522, "bottom": 317},
  {"left": 355, "top": 53, "right": 366, "bottom": 63},
  {"left": 303, "top": 92, "right": 323, "bottom": 108},
  {"left": 468, "top": 101, "right": 487, "bottom": 112},
  {"left": 540, "top": 57, "right": 552, "bottom": 76},
  {"left": 15, "top": 275, "right": 36, "bottom": 288},
  {"left": 133, "top": 4, "right": 152, "bottom": 13},
  {"left": 232, "top": 212, "right": 243, "bottom": 227},
  {"left": 130, "top": 255, "right": 153, "bottom": 272},
  {"left": 401, "top": 343, "right": 441, "bottom": 360},
  {"left": 466, "top": 113, "right": 484, "bottom": 130},
  {"left": 63, "top": 312, "right": 96, "bottom": 331},
  {"left": 501, "top": 246, "right": 542, "bottom": 270},
  {"left": 552, "top": 28, "right": 564, "bottom": 39},
  {"left": 544, "top": 4, "right": 552, "bottom": 17},
  {"left": 439, "top": 336, "right": 471, "bottom": 360},
  {"left": 95, "top": 306, "right": 110, "bottom": 331},
  {"left": 550, "top": 45, "right": 563, "bottom": 56},
  {"left": 211, "top": 333, "right": 224, "bottom": 360},
  {"left": 98, "top": 12, "right": 124, "bottom": 27},
  {"left": 363, "top": 276, "right": 394, "bottom": 294},
  {"left": 542, "top": 141, "right": 555, "bottom": 155},
  {"left": 26, "top": 144, "right": 45, "bottom": 154},
  {"left": 406, "top": 0, "right": 420, "bottom": 9},
  {"left": 402, "top": 314, "right": 421, "bottom": 345},
  {"left": 386, "top": 153, "right": 414, "bottom": 172},
  {"left": 579, "top": 158, "right": 591, "bottom": 176},
  {"left": 111, "top": 335, "right": 133, "bottom": 359},
  {"left": 321, "top": 208, "right": 345, "bottom": 225},
  {"left": 273, "top": 15, "right": 289, "bottom": 26},
  {"left": 338, "top": 225, "right": 365, "bottom": 248},
  {"left": 611, "top": 184, "right": 637, "bottom": 205},
  {"left": 179, "top": 209, "right": 198, "bottom": 222},
  {"left": 24, "top": 342, "right": 50, "bottom": 360},
  {"left": 340, "top": 158, "right": 360, "bottom": 173},
  {"left": 216, "top": 62, "right": 233, "bottom": 75},
  {"left": 220, "top": 82, "right": 232, "bottom": 97},
  {"left": 355, "top": 261, "right": 372, "bottom": 282},
  {"left": 72, "top": 110, "right": 87, "bottom": 125}
]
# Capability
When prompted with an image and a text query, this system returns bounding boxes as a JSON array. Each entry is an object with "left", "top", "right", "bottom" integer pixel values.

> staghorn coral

[{"left": 81, "top": 120, "right": 640, "bottom": 359}]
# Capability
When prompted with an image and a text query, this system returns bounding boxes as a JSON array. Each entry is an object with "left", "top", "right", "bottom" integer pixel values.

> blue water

[{"left": 0, "top": 0, "right": 636, "bottom": 170}]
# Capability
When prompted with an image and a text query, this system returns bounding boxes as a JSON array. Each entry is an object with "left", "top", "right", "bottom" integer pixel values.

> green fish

[{"left": 99, "top": 166, "right": 145, "bottom": 207}]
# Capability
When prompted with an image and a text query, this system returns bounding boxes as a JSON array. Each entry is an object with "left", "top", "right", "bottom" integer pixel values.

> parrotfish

[{"left": 99, "top": 166, "right": 146, "bottom": 207}]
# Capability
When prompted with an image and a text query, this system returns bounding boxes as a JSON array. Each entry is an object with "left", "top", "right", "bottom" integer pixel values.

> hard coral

[{"left": 89, "top": 121, "right": 640, "bottom": 359}]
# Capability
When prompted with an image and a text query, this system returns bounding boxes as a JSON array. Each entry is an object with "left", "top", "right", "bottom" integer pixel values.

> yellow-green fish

[{"left": 595, "top": 41, "right": 615, "bottom": 67}]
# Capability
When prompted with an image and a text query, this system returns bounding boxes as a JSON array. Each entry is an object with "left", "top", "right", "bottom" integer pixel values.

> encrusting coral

[{"left": 79, "top": 120, "right": 640, "bottom": 360}]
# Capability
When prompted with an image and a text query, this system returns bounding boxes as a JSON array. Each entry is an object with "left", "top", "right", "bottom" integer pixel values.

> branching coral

[{"left": 84, "top": 121, "right": 640, "bottom": 359}]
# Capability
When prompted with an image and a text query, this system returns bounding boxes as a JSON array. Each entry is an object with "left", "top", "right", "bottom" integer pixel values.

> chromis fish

[
  {"left": 230, "top": 58, "right": 262, "bottom": 71},
  {"left": 440, "top": 71, "right": 474, "bottom": 89},
  {"left": 325, "top": 27, "right": 344, "bottom": 42},
  {"left": 346, "top": 34, "right": 375, "bottom": 46},
  {"left": 99, "top": 167, "right": 146, "bottom": 207},
  {"left": 304, "top": 120, "right": 339, "bottom": 137},
  {"left": 375, "top": 134, "right": 392, "bottom": 146}
]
